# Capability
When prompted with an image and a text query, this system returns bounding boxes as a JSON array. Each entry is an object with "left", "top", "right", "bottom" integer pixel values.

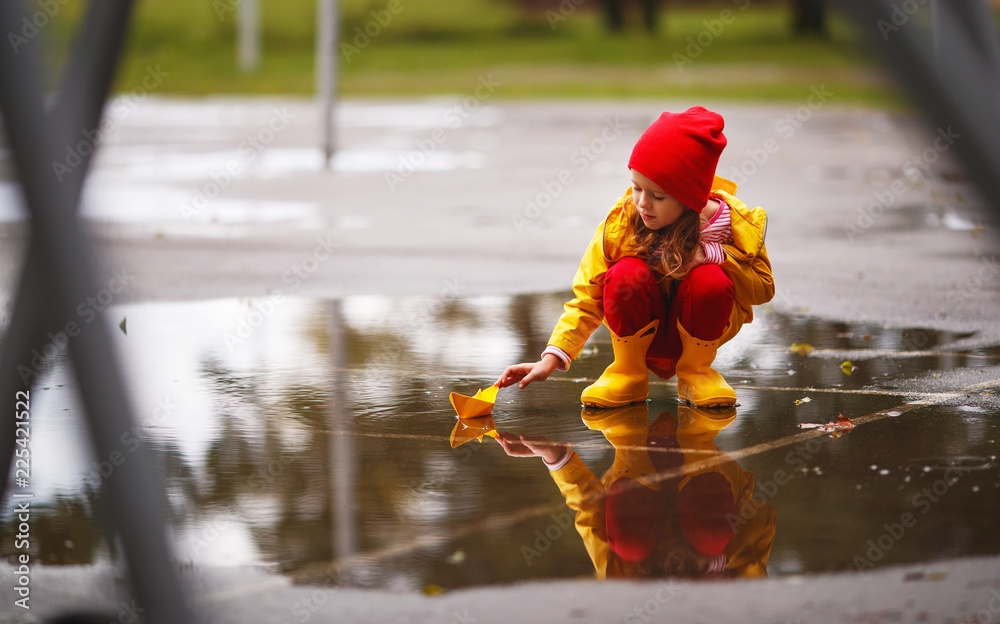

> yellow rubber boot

[
  {"left": 581, "top": 319, "right": 659, "bottom": 408},
  {"left": 675, "top": 321, "right": 736, "bottom": 408}
]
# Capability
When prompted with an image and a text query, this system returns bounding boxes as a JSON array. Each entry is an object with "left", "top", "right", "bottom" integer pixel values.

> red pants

[{"left": 603, "top": 257, "right": 734, "bottom": 377}]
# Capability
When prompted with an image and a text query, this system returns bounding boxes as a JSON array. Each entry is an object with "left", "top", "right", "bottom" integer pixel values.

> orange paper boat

[{"left": 449, "top": 385, "right": 500, "bottom": 448}]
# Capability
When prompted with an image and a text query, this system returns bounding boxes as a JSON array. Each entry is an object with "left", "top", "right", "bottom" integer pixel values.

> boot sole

[
  {"left": 680, "top": 398, "right": 738, "bottom": 408},
  {"left": 581, "top": 397, "right": 648, "bottom": 409}
]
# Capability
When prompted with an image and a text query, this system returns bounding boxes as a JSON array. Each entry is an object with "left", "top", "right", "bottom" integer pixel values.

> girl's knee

[
  {"left": 606, "top": 257, "right": 658, "bottom": 301},
  {"left": 608, "top": 256, "right": 655, "bottom": 285},
  {"left": 684, "top": 264, "right": 734, "bottom": 302}
]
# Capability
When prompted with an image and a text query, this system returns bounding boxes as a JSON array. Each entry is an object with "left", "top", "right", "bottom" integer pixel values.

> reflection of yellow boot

[
  {"left": 677, "top": 404, "right": 737, "bottom": 444},
  {"left": 675, "top": 321, "right": 736, "bottom": 408},
  {"left": 580, "top": 403, "right": 663, "bottom": 490},
  {"left": 580, "top": 403, "right": 650, "bottom": 436},
  {"left": 581, "top": 320, "right": 659, "bottom": 408}
]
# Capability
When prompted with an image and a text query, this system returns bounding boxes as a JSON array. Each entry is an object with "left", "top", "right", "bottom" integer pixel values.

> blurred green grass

[{"left": 36, "top": 0, "right": 909, "bottom": 105}]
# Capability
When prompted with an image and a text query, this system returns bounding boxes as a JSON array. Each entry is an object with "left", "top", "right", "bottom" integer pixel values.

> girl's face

[{"left": 630, "top": 169, "right": 687, "bottom": 230}]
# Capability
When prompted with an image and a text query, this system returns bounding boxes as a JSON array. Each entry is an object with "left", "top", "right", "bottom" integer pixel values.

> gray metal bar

[
  {"left": 0, "top": 246, "right": 55, "bottom": 500},
  {"left": 0, "top": 0, "right": 133, "bottom": 504},
  {"left": 328, "top": 301, "right": 356, "bottom": 572},
  {"left": 1, "top": 0, "right": 133, "bottom": 498},
  {"left": 947, "top": 0, "right": 1000, "bottom": 77},
  {"left": 238, "top": 0, "right": 260, "bottom": 73},
  {"left": 51, "top": 0, "right": 137, "bottom": 170},
  {"left": 837, "top": 0, "right": 1000, "bottom": 212},
  {"left": 317, "top": 0, "right": 339, "bottom": 167},
  {"left": 0, "top": 1, "right": 197, "bottom": 622}
]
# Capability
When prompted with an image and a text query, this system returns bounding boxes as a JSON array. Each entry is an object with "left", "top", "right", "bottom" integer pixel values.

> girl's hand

[
  {"left": 680, "top": 243, "right": 707, "bottom": 277},
  {"left": 496, "top": 354, "right": 559, "bottom": 389},
  {"left": 495, "top": 433, "right": 570, "bottom": 464}
]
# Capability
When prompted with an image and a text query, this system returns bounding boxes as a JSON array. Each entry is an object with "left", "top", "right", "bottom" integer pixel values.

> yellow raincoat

[{"left": 547, "top": 176, "right": 774, "bottom": 363}]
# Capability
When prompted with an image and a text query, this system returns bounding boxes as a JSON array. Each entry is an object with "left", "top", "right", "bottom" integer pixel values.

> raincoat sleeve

[
  {"left": 545, "top": 215, "right": 613, "bottom": 361},
  {"left": 725, "top": 469, "right": 776, "bottom": 577},
  {"left": 719, "top": 201, "right": 775, "bottom": 310},
  {"left": 548, "top": 453, "right": 610, "bottom": 575}
]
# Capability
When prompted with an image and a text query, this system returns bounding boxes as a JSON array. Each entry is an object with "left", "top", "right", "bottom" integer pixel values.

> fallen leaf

[
  {"left": 798, "top": 413, "right": 855, "bottom": 435},
  {"left": 790, "top": 343, "right": 813, "bottom": 356},
  {"left": 795, "top": 397, "right": 812, "bottom": 405},
  {"left": 119, "top": 317, "right": 127, "bottom": 335},
  {"left": 422, "top": 584, "right": 445, "bottom": 596},
  {"left": 841, "top": 360, "right": 854, "bottom": 375},
  {"left": 835, "top": 413, "right": 855, "bottom": 431}
]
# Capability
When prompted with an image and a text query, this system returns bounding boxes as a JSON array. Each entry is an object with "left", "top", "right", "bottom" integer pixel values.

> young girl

[{"left": 496, "top": 107, "right": 774, "bottom": 407}]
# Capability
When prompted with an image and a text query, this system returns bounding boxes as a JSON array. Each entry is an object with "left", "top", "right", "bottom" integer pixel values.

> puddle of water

[
  {"left": 80, "top": 182, "right": 324, "bottom": 228},
  {"left": 121, "top": 99, "right": 505, "bottom": 132},
  {"left": 1, "top": 293, "right": 999, "bottom": 589},
  {"left": 0, "top": 178, "right": 329, "bottom": 233},
  {"left": 0, "top": 99, "right": 502, "bottom": 227},
  {"left": 88, "top": 146, "right": 486, "bottom": 183}
]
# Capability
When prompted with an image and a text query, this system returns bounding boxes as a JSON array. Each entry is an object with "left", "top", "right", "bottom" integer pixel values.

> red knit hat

[
  {"left": 605, "top": 478, "right": 665, "bottom": 563},
  {"left": 627, "top": 107, "right": 727, "bottom": 213},
  {"left": 679, "top": 472, "right": 736, "bottom": 556}
]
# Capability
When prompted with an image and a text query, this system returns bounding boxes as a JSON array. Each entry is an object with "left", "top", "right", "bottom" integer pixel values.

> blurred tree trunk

[
  {"left": 599, "top": 0, "right": 624, "bottom": 31},
  {"left": 599, "top": 0, "right": 661, "bottom": 34},
  {"left": 639, "top": 0, "right": 659, "bottom": 33},
  {"left": 792, "top": 0, "right": 827, "bottom": 36}
]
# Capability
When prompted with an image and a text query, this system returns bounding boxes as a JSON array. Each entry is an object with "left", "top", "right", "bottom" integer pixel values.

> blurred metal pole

[
  {"left": 931, "top": 1, "right": 946, "bottom": 65},
  {"left": 1, "top": 0, "right": 134, "bottom": 511},
  {"left": 238, "top": 0, "right": 260, "bottom": 73},
  {"left": 0, "top": 0, "right": 131, "bottom": 509},
  {"left": 0, "top": 0, "right": 198, "bottom": 622},
  {"left": 956, "top": 0, "right": 1000, "bottom": 77},
  {"left": 837, "top": 0, "right": 1000, "bottom": 213},
  {"left": 317, "top": 0, "right": 339, "bottom": 168},
  {"left": 328, "top": 300, "right": 357, "bottom": 580}
]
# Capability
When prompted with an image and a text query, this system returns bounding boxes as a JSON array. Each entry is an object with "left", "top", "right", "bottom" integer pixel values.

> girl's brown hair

[{"left": 623, "top": 195, "right": 702, "bottom": 280}]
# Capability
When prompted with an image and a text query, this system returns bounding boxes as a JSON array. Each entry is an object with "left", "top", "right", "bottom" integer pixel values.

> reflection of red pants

[{"left": 603, "top": 257, "right": 734, "bottom": 377}]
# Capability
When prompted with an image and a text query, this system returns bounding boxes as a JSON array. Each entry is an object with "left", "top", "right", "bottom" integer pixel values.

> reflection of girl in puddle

[{"left": 495, "top": 404, "right": 775, "bottom": 579}]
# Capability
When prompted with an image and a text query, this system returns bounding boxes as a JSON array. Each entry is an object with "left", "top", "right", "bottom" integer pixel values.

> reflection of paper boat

[
  {"left": 449, "top": 385, "right": 500, "bottom": 448},
  {"left": 450, "top": 415, "right": 500, "bottom": 448}
]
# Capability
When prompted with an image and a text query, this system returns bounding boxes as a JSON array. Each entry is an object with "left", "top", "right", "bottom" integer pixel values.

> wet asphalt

[{"left": 1, "top": 97, "right": 1000, "bottom": 622}]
